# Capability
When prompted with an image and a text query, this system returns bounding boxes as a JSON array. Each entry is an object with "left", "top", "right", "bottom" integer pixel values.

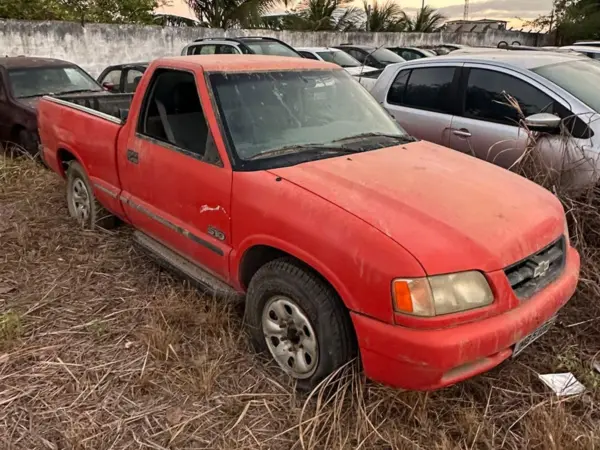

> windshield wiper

[
  {"left": 331, "top": 132, "right": 417, "bottom": 143},
  {"left": 53, "top": 88, "right": 101, "bottom": 96},
  {"left": 248, "top": 144, "right": 358, "bottom": 160}
]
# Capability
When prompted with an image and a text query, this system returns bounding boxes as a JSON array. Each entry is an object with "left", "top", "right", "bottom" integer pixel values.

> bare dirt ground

[{"left": 0, "top": 156, "right": 599, "bottom": 449}]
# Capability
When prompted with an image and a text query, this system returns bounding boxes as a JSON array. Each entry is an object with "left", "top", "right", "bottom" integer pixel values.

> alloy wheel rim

[
  {"left": 71, "top": 178, "right": 91, "bottom": 225},
  {"left": 262, "top": 295, "right": 319, "bottom": 379}
]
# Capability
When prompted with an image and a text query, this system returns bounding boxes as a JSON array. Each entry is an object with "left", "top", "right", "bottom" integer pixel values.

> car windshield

[
  {"left": 532, "top": 59, "right": 600, "bottom": 113},
  {"left": 8, "top": 66, "right": 102, "bottom": 98},
  {"left": 369, "top": 48, "right": 405, "bottom": 63},
  {"left": 316, "top": 50, "right": 361, "bottom": 67},
  {"left": 210, "top": 69, "right": 406, "bottom": 163},
  {"left": 244, "top": 41, "right": 300, "bottom": 57}
]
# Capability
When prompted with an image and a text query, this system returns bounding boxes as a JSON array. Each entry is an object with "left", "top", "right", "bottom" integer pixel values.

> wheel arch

[
  {"left": 56, "top": 147, "right": 82, "bottom": 177},
  {"left": 236, "top": 239, "right": 355, "bottom": 311}
]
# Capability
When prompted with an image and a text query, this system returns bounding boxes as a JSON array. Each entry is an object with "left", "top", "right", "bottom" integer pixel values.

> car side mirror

[
  {"left": 524, "top": 113, "right": 561, "bottom": 133},
  {"left": 102, "top": 82, "right": 116, "bottom": 92}
]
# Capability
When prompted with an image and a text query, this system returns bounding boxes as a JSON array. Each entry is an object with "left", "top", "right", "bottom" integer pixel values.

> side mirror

[
  {"left": 523, "top": 113, "right": 561, "bottom": 133},
  {"left": 102, "top": 82, "right": 116, "bottom": 92}
]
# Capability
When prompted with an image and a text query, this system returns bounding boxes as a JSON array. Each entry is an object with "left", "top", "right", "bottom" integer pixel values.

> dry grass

[{"left": 0, "top": 154, "right": 599, "bottom": 450}]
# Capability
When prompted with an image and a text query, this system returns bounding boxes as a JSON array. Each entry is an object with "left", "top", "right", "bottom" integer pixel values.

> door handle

[
  {"left": 127, "top": 149, "right": 139, "bottom": 164},
  {"left": 452, "top": 129, "right": 472, "bottom": 138}
]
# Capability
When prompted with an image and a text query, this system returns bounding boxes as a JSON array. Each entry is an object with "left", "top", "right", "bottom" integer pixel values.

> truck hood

[{"left": 270, "top": 141, "right": 564, "bottom": 275}]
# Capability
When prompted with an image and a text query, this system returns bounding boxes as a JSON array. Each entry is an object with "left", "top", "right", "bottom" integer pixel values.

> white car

[
  {"left": 296, "top": 47, "right": 379, "bottom": 75},
  {"left": 560, "top": 45, "right": 600, "bottom": 60},
  {"left": 296, "top": 47, "right": 381, "bottom": 90}
]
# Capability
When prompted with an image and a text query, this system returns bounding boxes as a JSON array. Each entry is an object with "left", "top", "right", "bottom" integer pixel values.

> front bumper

[{"left": 352, "top": 246, "right": 580, "bottom": 391}]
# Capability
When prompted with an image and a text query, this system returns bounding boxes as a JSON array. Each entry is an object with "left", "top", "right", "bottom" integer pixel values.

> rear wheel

[
  {"left": 245, "top": 258, "right": 357, "bottom": 391},
  {"left": 66, "top": 161, "right": 118, "bottom": 229}
]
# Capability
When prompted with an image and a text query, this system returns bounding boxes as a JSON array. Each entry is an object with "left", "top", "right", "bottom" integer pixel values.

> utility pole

[{"left": 463, "top": 0, "right": 469, "bottom": 20}]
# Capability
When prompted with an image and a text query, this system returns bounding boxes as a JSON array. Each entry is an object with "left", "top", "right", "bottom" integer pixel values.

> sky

[{"left": 156, "top": 0, "right": 553, "bottom": 29}]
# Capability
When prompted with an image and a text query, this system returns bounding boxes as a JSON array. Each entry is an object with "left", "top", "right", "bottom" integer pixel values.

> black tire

[
  {"left": 245, "top": 257, "right": 357, "bottom": 391},
  {"left": 18, "top": 129, "right": 38, "bottom": 156},
  {"left": 66, "top": 161, "right": 119, "bottom": 229}
]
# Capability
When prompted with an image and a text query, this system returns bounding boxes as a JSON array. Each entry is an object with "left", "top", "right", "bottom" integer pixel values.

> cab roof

[
  {"left": 0, "top": 56, "right": 76, "bottom": 69},
  {"left": 156, "top": 54, "right": 338, "bottom": 72}
]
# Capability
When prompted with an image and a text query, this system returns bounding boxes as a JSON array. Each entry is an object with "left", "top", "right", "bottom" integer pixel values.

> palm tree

[
  {"left": 185, "top": 0, "right": 276, "bottom": 28},
  {"left": 363, "top": 0, "right": 408, "bottom": 32},
  {"left": 285, "top": 0, "right": 359, "bottom": 31},
  {"left": 402, "top": 5, "right": 445, "bottom": 32}
]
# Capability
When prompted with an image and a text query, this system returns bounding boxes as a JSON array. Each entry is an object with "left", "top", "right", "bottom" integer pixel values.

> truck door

[{"left": 117, "top": 67, "right": 232, "bottom": 281}]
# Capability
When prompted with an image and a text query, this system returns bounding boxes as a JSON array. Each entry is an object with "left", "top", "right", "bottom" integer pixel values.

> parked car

[
  {"left": 370, "top": 50, "right": 600, "bottom": 190},
  {"left": 182, "top": 36, "right": 303, "bottom": 58},
  {"left": 422, "top": 44, "right": 468, "bottom": 55},
  {"left": 97, "top": 62, "right": 148, "bottom": 93},
  {"left": 387, "top": 47, "right": 436, "bottom": 60},
  {"left": 353, "top": 68, "right": 385, "bottom": 91},
  {"left": 559, "top": 45, "right": 600, "bottom": 60},
  {"left": 0, "top": 56, "right": 104, "bottom": 155},
  {"left": 296, "top": 47, "right": 378, "bottom": 75},
  {"left": 39, "top": 55, "right": 579, "bottom": 392},
  {"left": 333, "top": 44, "right": 405, "bottom": 68},
  {"left": 572, "top": 40, "right": 600, "bottom": 47}
]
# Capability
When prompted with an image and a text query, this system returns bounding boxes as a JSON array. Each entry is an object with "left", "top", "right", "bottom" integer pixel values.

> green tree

[
  {"left": 402, "top": 5, "right": 445, "bottom": 32},
  {"left": 527, "top": 0, "right": 600, "bottom": 43},
  {"left": 0, "top": 0, "right": 167, "bottom": 24},
  {"left": 185, "top": 0, "right": 276, "bottom": 28},
  {"left": 283, "top": 0, "right": 359, "bottom": 31},
  {"left": 364, "top": 0, "right": 407, "bottom": 31}
]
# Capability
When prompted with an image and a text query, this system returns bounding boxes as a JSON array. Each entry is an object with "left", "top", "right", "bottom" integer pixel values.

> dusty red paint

[{"left": 38, "top": 57, "right": 581, "bottom": 391}]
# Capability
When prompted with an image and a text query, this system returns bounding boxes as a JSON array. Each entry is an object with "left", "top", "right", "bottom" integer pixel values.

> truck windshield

[
  {"left": 209, "top": 69, "right": 406, "bottom": 163},
  {"left": 8, "top": 66, "right": 102, "bottom": 98}
]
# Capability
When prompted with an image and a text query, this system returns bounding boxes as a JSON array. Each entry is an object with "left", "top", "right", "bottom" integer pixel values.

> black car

[
  {"left": 0, "top": 56, "right": 103, "bottom": 155},
  {"left": 332, "top": 45, "right": 405, "bottom": 69},
  {"left": 387, "top": 47, "right": 436, "bottom": 60},
  {"left": 181, "top": 36, "right": 304, "bottom": 58},
  {"left": 97, "top": 62, "right": 148, "bottom": 94}
]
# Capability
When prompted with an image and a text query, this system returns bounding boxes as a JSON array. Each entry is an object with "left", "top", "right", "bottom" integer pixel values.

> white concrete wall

[{"left": 0, "top": 20, "right": 552, "bottom": 77}]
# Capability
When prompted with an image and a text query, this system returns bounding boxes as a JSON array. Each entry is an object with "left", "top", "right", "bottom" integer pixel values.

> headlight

[{"left": 392, "top": 271, "right": 494, "bottom": 317}]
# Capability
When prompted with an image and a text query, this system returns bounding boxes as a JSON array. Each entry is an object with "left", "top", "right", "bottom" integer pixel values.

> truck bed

[{"left": 52, "top": 92, "right": 134, "bottom": 122}]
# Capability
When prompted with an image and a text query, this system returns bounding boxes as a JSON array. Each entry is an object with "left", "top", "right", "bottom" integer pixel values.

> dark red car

[{"left": 0, "top": 56, "right": 103, "bottom": 155}]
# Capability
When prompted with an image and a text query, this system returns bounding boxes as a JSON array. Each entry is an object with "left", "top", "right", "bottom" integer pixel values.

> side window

[
  {"left": 0, "top": 76, "right": 6, "bottom": 101},
  {"left": 216, "top": 44, "right": 238, "bottom": 54},
  {"left": 299, "top": 51, "right": 319, "bottom": 60},
  {"left": 125, "top": 69, "right": 144, "bottom": 92},
  {"left": 386, "top": 69, "right": 410, "bottom": 105},
  {"left": 198, "top": 45, "right": 217, "bottom": 55},
  {"left": 100, "top": 70, "right": 121, "bottom": 88},
  {"left": 465, "top": 69, "right": 554, "bottom": 125},
  {"left": 401, "top": 50, "right": 416, "bottom": 60},
  {"left": 347, "top": 49, "right": 365, "bottom": 63},
  {"left": 403, "top": 67, "right": 456, "bottom": 114},
  {"left": 138, "top": 69, "right": 221, "bottom": 165}
]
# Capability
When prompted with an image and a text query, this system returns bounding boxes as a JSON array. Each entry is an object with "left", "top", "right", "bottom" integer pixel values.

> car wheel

[
  {"left": 245, "top": 258, "right": 357, "bottom": 391},
  {"left": 66, "top": 161, "right": 118, "bottom": 229}
]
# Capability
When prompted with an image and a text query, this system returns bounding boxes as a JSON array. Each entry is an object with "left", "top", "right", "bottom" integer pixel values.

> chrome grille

[{"left": 504, "top": 236, "right": 566, "bottom": 300}]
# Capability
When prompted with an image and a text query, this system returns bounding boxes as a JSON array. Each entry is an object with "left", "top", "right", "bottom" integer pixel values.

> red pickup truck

[{"left": 38, "top": 55, "right": 580, "bottom": 391}]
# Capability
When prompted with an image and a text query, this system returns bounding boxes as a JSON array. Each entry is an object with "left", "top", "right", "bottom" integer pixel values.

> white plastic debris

[
  {"left": 538, "top": 372, "right": 586, "bottom": 396},
  {"left": 593, "top": 360, "right": 600, "bottom": 375}
]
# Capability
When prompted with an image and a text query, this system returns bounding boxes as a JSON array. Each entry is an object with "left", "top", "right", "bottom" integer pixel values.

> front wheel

[
  {"left": 66, "top": 161, "right": 118, "bottom": 229},
  {"left": 245, "top": 258, "right": 357, "bottom": 391}
]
